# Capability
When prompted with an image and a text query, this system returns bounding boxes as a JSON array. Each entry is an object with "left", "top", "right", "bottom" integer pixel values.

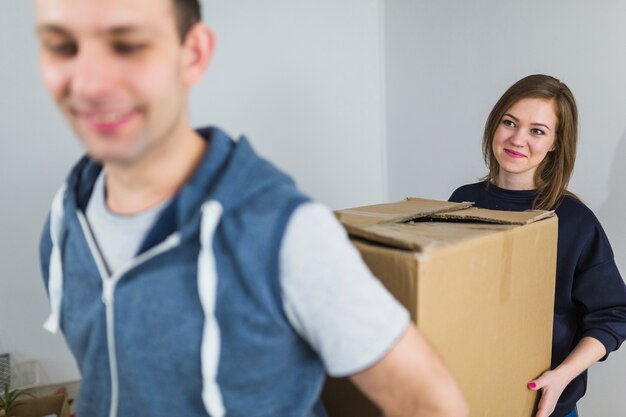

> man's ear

[{"left": 181, "top": 23, "right": 215, "bottom": 86}]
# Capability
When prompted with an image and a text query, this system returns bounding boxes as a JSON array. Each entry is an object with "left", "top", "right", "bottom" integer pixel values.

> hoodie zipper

[{"left": 77, "top": 211, "right": 181, "bottom": 417}]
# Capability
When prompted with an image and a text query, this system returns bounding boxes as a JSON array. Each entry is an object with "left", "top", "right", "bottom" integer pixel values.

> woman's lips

[{"left": 504, "top": 148, "right": 526, "bottom": 158}]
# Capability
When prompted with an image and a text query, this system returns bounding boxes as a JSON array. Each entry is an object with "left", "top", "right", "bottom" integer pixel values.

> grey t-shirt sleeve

[{"left": 280, "top": 202, "right": 410, "bottom": 377}]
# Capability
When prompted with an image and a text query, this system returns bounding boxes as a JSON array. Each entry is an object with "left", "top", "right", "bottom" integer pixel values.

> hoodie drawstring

[
  {"left": 43, "top": 184, "right": 67, "bottom": 334},
  {"left": 198, "top": 200, "right": 226, "bottom": 417},
  {"left": 43, "top": 188, "right": 227, "bottom": 414}
]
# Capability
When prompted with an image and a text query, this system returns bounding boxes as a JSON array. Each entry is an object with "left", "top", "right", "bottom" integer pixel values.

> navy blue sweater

[{"left": 450, "top": 181, "right": 626, "bottom": 417}]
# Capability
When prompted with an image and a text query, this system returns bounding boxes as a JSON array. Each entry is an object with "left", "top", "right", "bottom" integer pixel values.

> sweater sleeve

[{"left": 572, "top": 229, "right": 626, "bottom": 361}]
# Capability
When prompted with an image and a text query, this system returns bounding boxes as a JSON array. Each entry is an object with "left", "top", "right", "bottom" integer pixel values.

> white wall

[
  {"left": 384, "top": 1, "right": 626, "bottom": 415},
  {"left": 0, "top": 0, "right": 386, "bottom": 385}
]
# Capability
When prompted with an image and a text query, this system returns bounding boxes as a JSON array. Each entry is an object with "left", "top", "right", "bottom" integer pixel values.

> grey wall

[
  {"left": 384, "top": 1, "right": 626, "bottom": 415},
  {"left": 0, "top": 1, "right": 83, "bottom": 383},
  {"left": 196, "top": 0, "right": 387, "bottom": 210}
]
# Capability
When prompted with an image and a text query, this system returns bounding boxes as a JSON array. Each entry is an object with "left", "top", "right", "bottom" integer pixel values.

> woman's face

[{"left": 492, "top": 97, "right": 558, "bottom": 190}]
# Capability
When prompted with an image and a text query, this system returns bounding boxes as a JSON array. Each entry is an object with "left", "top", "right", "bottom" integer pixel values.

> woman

[{"left": 449, "top": 74, "right": 626, "bottom": 417}]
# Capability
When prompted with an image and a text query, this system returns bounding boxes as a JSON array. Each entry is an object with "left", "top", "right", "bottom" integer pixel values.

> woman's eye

[
  {"left": 531, "top": 128, "right": 545, "bottom": 136},
  {"left": 113, "top": 43, "right": 147, "bottom": 55},
  {"left": 502, "top": 119, "right": 515, "bottom": 127}
]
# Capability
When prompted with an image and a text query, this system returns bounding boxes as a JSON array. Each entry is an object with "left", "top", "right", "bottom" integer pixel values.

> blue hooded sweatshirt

[{"left": 40, "top": 127, "right": 328, "bottom": 417}]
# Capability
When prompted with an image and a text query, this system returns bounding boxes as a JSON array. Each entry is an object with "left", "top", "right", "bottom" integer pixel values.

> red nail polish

[{"left": 528, "top": 382, "right": 537, "bottom": 389}]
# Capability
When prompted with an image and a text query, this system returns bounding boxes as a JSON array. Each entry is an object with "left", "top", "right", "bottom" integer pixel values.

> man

[{"left": 35, "top": 1, "right": 467, "bottom": 416}]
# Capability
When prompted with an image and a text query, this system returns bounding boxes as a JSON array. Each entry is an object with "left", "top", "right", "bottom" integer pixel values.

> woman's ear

[
  {"left": 550, "top": 138, "right": 559, "bottom": 152},
  {"left": 181, "top": 23, "right": 215, "bottom": 86}
]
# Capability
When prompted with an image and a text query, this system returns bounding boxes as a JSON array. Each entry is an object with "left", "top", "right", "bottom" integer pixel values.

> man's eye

[
  {"left": 113, "top": 43, "right": 147, "bottom": 55},
  {"left": 46, "top": 42, "right": 78, "bottom": 57}
]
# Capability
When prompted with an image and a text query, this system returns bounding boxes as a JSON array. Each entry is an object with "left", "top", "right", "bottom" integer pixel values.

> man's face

[{"left": 35, "top": 0, "right": 193, "bottom": 166}]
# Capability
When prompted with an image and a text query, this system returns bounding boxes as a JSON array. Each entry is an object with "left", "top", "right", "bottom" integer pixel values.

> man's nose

[{"left": 70, "top": 46, "right": 116, "bottom": 100}]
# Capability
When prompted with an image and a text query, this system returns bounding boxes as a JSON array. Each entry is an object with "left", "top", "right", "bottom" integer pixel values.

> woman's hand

[
  {"left": 528, "top": 369, "right": 570, "bottom": 417},
  {"left": 528, "top": 336, "right": 606, "bottom": 417}
]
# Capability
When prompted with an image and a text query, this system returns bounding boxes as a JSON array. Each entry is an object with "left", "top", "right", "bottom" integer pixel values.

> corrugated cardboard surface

[
  {"left": 8, "top": 394, "right": 70, "bottom": 417},
  {"left": 323, "top": 198, "right": 557, "bottom": 417}
]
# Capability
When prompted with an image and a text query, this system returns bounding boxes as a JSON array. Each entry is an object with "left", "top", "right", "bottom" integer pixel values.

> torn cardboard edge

[
  {"left": 428, "top": 206, "right": 555, "bottom": 225},
  {"left": 336, "top": 197, "right": 555, "bottom": 252}
]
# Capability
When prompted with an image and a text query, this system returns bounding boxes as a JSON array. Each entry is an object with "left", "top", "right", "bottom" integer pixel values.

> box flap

[
  {"left": 335, "top": 198, "right": 472, "bottom": 227},
  {"left": 335, "top": 198, "right": 554, "bottom": 251}
]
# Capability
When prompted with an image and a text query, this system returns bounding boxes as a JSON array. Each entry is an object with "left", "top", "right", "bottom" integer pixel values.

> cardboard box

[
  {"left": 322, "top": 197, "right": 557, "bottom": 417},
  {"left": 8, "top": 394, "right": 70, "bottom": 417}
]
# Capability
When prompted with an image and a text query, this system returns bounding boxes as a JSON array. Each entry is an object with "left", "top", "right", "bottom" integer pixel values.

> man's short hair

[{"left": 173, "top": 0, "right": 202, "bottom": 41}]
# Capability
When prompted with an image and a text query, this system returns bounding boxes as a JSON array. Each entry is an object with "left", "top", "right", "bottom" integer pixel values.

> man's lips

[
  {"left": 74, "top": 109, "right": 138, "bottom": 133},
  {"left": 504, "top": 148, "right": 526, "bottom": 158}
]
